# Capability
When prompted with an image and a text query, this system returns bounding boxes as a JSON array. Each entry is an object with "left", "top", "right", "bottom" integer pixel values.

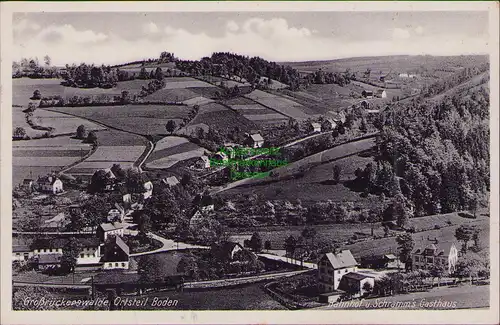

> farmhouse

[
  {"left": 362, "top": 90, "right": 374, "bottom": 99},
  {"left": 37, "top": 175, "right": 63, "bottom": 194},
  {"left": 162, "top": 176, "right": 180, "bottom": 187},
  {"left": 22, "top": 179, "right": 34, "bottom": 192},
  {"left": 101, "top": 236, "right": 130, "bottom": 270},
  {"left": 77, "top": 238, "right": 102, "bottom": 266},
  {"left": 411, "top": 241, "right": 459, "bottom": 274},
  {"left": 360, "top": 254, "right": 401, "bottom": 269},
  {"left": 195, "top": 155, "right": 211, "bottom": 169},
  {"left": 98, "top": 222, "right": 125, "bottom": 242},
  {"left": 12, "top": 245, "right": 33, "bottom": 262},
  {"left": 213, "top": 151, "right": 229, "bottom": 163},
  {"left": 42, "top": 212, "right": 68, "bottom": 231},
  {"left": 317, "top": 250, "right": 358, "bottom": 293},
  {"left": 246, "top": 134, "right": 265, "bottom": 148},
  {"left": 31, "top": 238, "right": 65, "bottom": 256},
  {"left": 211, "top": 242, "right": 245, "bottom": 261},
  {"left": 338, "top": 272, "right": 375, "bottom": 298},
  {"left": 321, "top": 118, "right": 337, "bottom": 131},
  {"left": 189, "top": 204, "right": 214, "bottom": 229},
  {"left": 309, "top": 122, "right": 322, "bottom": 133},
  {"left": 37, "top": 254, "right": 63, "bottom": 271},
  {"left": 375, "top": 89, "right": 387, "bottom": 98}
]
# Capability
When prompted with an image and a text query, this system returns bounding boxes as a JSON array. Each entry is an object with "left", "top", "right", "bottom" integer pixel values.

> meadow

[
  {"left": 48, "top": 105, "right": 190, "bottom": 136},
  {"left": 145, "top": 136, "right": 205, "bottom": 168}
]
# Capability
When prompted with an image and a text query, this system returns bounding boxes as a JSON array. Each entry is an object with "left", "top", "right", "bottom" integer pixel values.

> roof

[
  {"left": 38, "top": 253, "right": 62, "bottom": 264},
  {"left": 37, "top": 176, "right": 60, "bottom": 185},
  {"left": 163, "top": 176, "right": 179, "bottom": 186},
  {"left": 376, "top": 89, "right": 386, "bottom": 94},
  {"left": 363, "top": 90, "right": 374, "bottom": 94},
  {"left": 23, "top": 179, "right": 33, "bottom": 184},
  {"left": 311, "top": 122, "right": 321, "bottom": 128},
  {"left": 250, "top": 134, "right": 264, "bottom": 142},
  {"left": 412, "top": 242, "right": 458, "bottom": 256},
  {"left": 115, "top": 236, "right": 130, "bottom": 256},
  {"left": 324, "top": 250, "right": 358, "bottom": 269},
  {"left": 343, "top": 272, "right": 374, "bottom": 281},
  {"left": 100, "top": 222, "right": 124, "bottom": 232},
  {"left": 44, "top": 213, "right": 65, "bottom": 224},
  {"left": 215, "top": 151, "right": 228, "bottom": 159},
  {"left": 323, "top": 118, "right": 337, "bottom": 126},
  {"left": 199, "top": 155, "right": 210, "bottom": 162},
  {"left": 384, "top": 254, "right": 397, "bottom": 260},
  {"left": 13, "top": 245, "right": 31, "bottom": 253}
]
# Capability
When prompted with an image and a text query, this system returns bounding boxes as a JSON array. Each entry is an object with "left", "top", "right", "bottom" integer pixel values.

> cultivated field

[
  {"left": 163, "top": 79, "right": 215, "bottom": 89},
  {"left": 12, "top": 137, "right": 92, "bottom": 185},
  {"left": 48, "top": 105, "right": 190, "bottom": 136},
  {"left": 245, "top": 90, "right": 310, "bottom": 119},
  {"left": 224, "top": 97, "right": 289, "bottom": 126},
  {"left": 145, "top": 136, "right": 205, "bottom": 168},
  {"left": 182, "top": 102, "right": 257, "bottom": 135},
  {"left": 182, "top": 96, "right": 215, "bottom": 106},
  {"left": 13, "top": 78, "right": 65, "bottom": 107},
  {"left": 144, "top": 88, "right": 200, "bottom": 103}
]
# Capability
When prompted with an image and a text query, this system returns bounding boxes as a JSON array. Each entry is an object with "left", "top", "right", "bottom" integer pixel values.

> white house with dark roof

[
  {"left": 338, "top": 272, "right": 375, "bottom": 298},
  {"left": 317, "top": 250, "right": 358, "bottom": 293},
  {"left": 37, "top": 175, "right": 63, "bottom": 194},
  {"left": 411, "top": 241, "right": 459, "bottom": 274},
  {"left": 76, "top": 237, "right": 102, "bottom": 266},
  {"left": 162, "top": 176, "right": 180, "bottom": 187},
  {"left": 12, "top": 245, "right": 33, "bottom": 262},
  {"left": 247, "top": 134, "right": 265, "bottom": 148},
  {"left": 310, "top": 122, "right": 322, "bottom": 133},
  {"left": 98, "top": 222, "right": 125, "bottom": 242}
]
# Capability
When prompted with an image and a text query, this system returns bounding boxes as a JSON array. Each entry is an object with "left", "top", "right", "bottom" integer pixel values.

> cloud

[
  {"left": 415, "top": 26, "right": 424, "bottom": 35},
  {"left": 226, "top": 20, "right": 239, "bottom": 33},
  {"left": 143, "top": 22, "right": 159, "bottom": 34},
  {"left": 12, "top": 17, "right": 489, "bottom": 66},
  {"left": 392, "top": 28, "right": 411, "bottom": 40},
  {"left": 13, "top": 19, "right": 40, "bottom": 33},
  {"left": 37, "top": 24, "right": 108, "bottom": 44}
]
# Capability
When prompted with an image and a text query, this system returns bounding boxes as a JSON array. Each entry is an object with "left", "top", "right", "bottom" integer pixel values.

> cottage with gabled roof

[
  {"left": 37, "top": 175, "right": 63, "bottom": 194},
  {"left": 246, "top": 134, "right": 265, "bottom": 148},
  {"left": 98, "top": 222, "right": 125, "bottom": 242},
  {"left": 412, "top": 241, "right": 459, "bottom": 274},
  {"left": 317, "top": 250, "right": 358, "bottom": 293},
  {"left": 101, "top": 236, "right": 130, "bottom": 270}
]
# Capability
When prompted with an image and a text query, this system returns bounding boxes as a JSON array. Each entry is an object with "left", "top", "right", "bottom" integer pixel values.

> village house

[
  {"left": 42, "top": 212, "right": 68, "bottom": 231},
  {"left": 321, "top": 118, "right": 337, "bottom": 131},
  {"left": 76, "top": 238, "right": 102, "bottom": 266},
  {"left": 31, "top": 238, "right": 65, "bottom": 256},
  {"left": 98, "top": 222, "right": 125, "bottom": 242},
  {"left": 213, "top": 151, "right": 229, "bottom": 163},
  {"left": 37, "top": 175, "right": 63, "bottom": 194},
  {"left": 360, "top": 254, "right": 401, "bottom": 269},
  {"left": 162, "top": 176, "right": 180, "bottom": 187},
  {"left": 309, "top": 122, "right": 322, "bottom": 133},
  {"left": 246, "top": 133, "right": 265, "bottom": 148},
  {"left": 317, "top": 250, "right": 358, "bottom": 293},
  {"left": 411, "top": 241, "right": 459, "bottom": 274},
  {"left": 12, "top": 245, "right": 33, "bottom": 262},
  {"left": 195, "top": 155, "right": 211, "bottom": 169},
  {"left": 189, "top": 203, "right": 215, "bottom": 229},
  {"left": 375, "top": 89, "right": 387, "bottom": 98},
  {"left": 22, "top": 179, "right": 34, "bottom": 192},
  {"left": 338, "top": 272, "right": 375, "bottom": 298},
  {"left": 362, "top": 90, "right": 374, "bottom": 99},
  {"left": 37, "top": 254, "right": 63, "bottom": 271},
  {"left": 142, "top": 180, "right": 154, "bottom": 200},
  {"left": 101, "top": 236, "right": 130, "bottom": 270}
]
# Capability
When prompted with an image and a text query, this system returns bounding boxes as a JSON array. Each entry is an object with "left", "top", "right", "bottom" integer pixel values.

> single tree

[
  {"left": 455, "top": 225, "right": 475, "bottom": 253},
  {"left": 301, "top": 226, "right": 317, "bottom": 248},
  {"left": 165, "top": 120, "right": 177, "bottom": 134},
  {"left": 13, "top": 127, "right": 26, "bottom": 139},
  {"left": 76, "top": 125, "right": 88, "bottom": 139},
  {"left": 32, "top": 89, "right": 42, "bottom": 100},
  {"left": 264, "top": 240, "right": 272, "bottom": 251},
  {"left": 284, "top": 235, "right": 297, "bottom": 260},
  {"left": 138, "top": 254, "right": 163, "bottom": 284},
  {"left": 61, "top": 237, "right": 82, "bottom": 273},
  {"left": 249, "top": 232, "right": 263, "bottom": 252},
  {"left": 43, "top": 55, "right": 51, "bottom": 67},
  {"left": 333, "top": 165, "right": 342, "bottom": 184},
  {"left": 86, "top": 131, "right": 98, "bottom": 144},
  {"left": 395, "top": 233, "right": 415, "bottom": 270}
]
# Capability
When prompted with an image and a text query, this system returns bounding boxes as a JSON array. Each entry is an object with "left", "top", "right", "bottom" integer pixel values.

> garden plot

[
  {"left": 163, "top": 80, "right": 215, "bottom": 89},
  {"left": 146, "top": 142, "right": 203, "bottom": 164},
  {"left": 86, "top": 146, "right": 145, "bottom": 162},
  {"left": 244, "top": 90, "right": 310, "bottom": 119},
  {"left": 243, "top": 114, "right": 289, "bottom": 121},
  {"left": 34, "top": 109, "right": 105, "bottom": 136}
]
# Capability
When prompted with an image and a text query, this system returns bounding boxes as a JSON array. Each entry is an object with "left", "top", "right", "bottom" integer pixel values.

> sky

[{"left": 12, "top": 11, "right": 490, "bottom": 66}]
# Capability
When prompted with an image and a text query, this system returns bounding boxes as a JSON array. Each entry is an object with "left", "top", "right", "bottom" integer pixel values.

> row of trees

[
  {"left": 306, "top": 68, "right": 353, "bottom": 86},
  {"left": 12, "top": 56, "right": 59, "bottom": 78}
]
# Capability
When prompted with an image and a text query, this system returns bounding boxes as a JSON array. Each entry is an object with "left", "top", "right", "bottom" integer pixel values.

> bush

[{"left": 434, "top": 224, "right": 441, "bottom": 230}]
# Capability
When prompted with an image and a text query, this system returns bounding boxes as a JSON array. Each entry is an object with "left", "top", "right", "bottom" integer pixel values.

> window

[
  {"left": 108, "top": 263, "right": 112, "bottom": 267},
  {"left": 344, "top": 269, "right": 347, "bottom": 273},
  {"left": 16, "top": 253, "right": 20, "bottom": 256},
  {"left": 80, "top": 254, "right": 84, "bottom": 258},
  {"left": 115, "top": 263, "right": 118, "bottom": 267},
  {"left": 121, "top": 263, "right": 125, "bottom": 267},
  {"left": 426, "top": 257, "right": 433, "bottom": 264}
]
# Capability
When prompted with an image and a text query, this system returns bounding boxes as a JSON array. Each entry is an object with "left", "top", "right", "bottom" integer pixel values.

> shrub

[{"left": 434, "top": 224, "right": 441, "bottom": 230}]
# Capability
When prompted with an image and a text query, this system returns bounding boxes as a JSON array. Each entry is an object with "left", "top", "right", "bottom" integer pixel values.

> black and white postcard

[{"left": 1, "top": 1, "right": 498, "bottom": 325}]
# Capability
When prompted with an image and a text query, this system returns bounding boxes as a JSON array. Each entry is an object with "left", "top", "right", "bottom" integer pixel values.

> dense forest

[
  {"left": 175, "top": 52, "right": 301, "bottom": 90},
  {"left": 353, "top": 78, "right": 490, "bottom": 223}
]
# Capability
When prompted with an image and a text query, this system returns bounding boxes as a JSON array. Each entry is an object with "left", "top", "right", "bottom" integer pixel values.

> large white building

[{"left": 412, "top": 241, "right": 459, "bottom": 274}]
